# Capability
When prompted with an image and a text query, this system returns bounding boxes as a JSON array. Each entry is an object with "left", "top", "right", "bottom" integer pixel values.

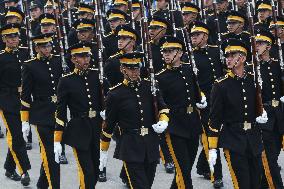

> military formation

[{"left": 0, "top": 0, "right": 283, "bottom": 188}]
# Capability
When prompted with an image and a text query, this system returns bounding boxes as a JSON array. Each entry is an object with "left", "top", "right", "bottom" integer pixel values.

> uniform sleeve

[
  {"left": 208, "top": 82, "right": 224, "bottom": 149},
  {"left": 54, "top": 78, "right": 68, "bottom": 142},
  {"left": 20, "top": 64, "right": 33, "bottom": 122},
  {"left": 156, "top": 90, "right": 169, "bottom": 122},
  {"left": 100, "top": 92, "right": 119, "bottom": 151}
]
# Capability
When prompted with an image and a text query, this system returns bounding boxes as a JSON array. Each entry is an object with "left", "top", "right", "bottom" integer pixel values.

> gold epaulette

[
  {"left": 109, "top": 51, "right": 123, "bottom": 59},
  {"left": 155, "top": 68, "right": 166, "bottom": 76},
  {"left": 62, "top": 72, "right": 74, "bottom": 77},
  {"left": 208, "top": 44, "right": 218, "bottom": 48},
  {"left": 24, "top": 57, "right": 36, "bottom": 63},
  {"left": 109, "top": 83, "right": 122, "bottom": 90},
  {"left": 215, "top": 75, "right": 228, "bottom": 83}
]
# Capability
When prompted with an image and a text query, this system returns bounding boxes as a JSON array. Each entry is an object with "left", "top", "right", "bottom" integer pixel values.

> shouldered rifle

[
  {"left": 247, "top": 0, "right": 264, "bottom": 116},
  {"left": 128, "top": 0, "right": 136, "bottom": 30},
  {"left": 168, "top": 0, "right": 177, "bottom": 37},
  {"left": 22, "top": 0, "right": 34, "bottom": 57},
  {"left": 66, "top": 1, "right": 72, "bottom": 27}
]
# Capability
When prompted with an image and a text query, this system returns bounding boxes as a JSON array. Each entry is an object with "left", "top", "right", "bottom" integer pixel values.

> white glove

[
  {"left": 256, "top": 110, "right": 268, "bottom": 124},
  {"left": 208, "top": 149, "right": 217, "bottom": 173},
  {"left": 152, "top": 121, "right": 168, "bottom": 134},
  {"left": 54, "top": 142, "right": 62, "bottom": 164},
  {"left": 280, "top": 96, "right": 284, "bottom": 103},
  {"left": 196, "top": 95, "right": 207, "bottom": 109},
  {"left": 100, "top": 110, "right": 106, "bottom": 120},
  {"left": 22, "top": 122, "right": 30, "bottom": 142},
  {"left": 99, "top": 150, "right": 108, "bottom": 171}
]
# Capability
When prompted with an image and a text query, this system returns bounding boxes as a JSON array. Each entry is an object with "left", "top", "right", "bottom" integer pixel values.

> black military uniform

[
  {"left": 54, "top": 43, "right": 104, "bottom": 188},
  {"left": 255, "top": 30, "right": 284, "bottom": 189},
  {"left": 269, "top": 16, "right": 284, "bottom": 61},
  {"left": 208, "top": 39, "right": 264, "bottom": 189},
  {"left": 254, "top": 0, "right": 272, "bottom": 31},
  {"left": 190, "top": 22, "right": 224, "bottom": 187},
  {"left": 20, "top": 34, "right": 62, "bottom": 189},
  {"left": 62, "top": 4, "right": 78, "bottom": 34},
  {"left": 103, "top": 9, "right": 128, "bottom": 59},
  {"left": 0, "top": 24, "right": 31, "bottom": 186},
  {"left": 101, "top": 52, "right": 169, "bottom": 189},
  {"left": 29, "top": 1, "right": 42, "bottom": 36},
  {"left": 156, "top": 36, "right": 204, "bottom": 189}
]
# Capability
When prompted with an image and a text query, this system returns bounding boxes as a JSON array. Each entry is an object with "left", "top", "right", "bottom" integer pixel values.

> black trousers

[
  {"left": 165, "top": 132, "right": 199, "bottom": 189},
  {"left": 224, "top": 149, "right": 262, "bottom": 189},
  {"left": 260, "top": 130, "right": 284, "bottom": 189},
  {"left": 0, "top": 110, "right": 31, "bottom": 175},
  {"left": 159, "top": 132, "right": 172, "bottom": 164},
  {"left": 123, "top": 160, "right": 157, "bottom": 189},
  {"left": 36, "top": 125, "right": 60, "bottom": 189},
  {"left": 72, "top": 137, "right": 100, "bottom": 189}
]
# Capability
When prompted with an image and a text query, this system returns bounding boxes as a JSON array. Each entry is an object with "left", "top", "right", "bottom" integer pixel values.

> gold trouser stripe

[
  {"left": 123, "top": 161, "right": 134, "bottom": 189},
  {"left": 201, "top": 129, "right": 214, "bottom": 182},
  {"left": 224, "top": 150, "right": 239, "bottom": 189},
  {"left": 73, "top": 148, "right": 86, "bottom": 189},
  {"left": 261, "top": 150, "right": 276, "bottom": 189},
  {"left": 159, "top": 148, "right": 165, "bottom": 165},
  {"left": 0, "top": 111, "right": 24, "bottom": 175},
  {"left": 35, "top": 127, "right": 52, "bottom": 189},
  {"left": 165, "top": 132, "right": 185, "bottom": 189}
]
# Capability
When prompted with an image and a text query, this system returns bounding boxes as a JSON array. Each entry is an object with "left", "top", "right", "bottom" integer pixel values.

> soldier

[
  {"left": 156, "top": 36, "right": 207, "bottom": 189},
  {"left": 255, "top": 29, "right": 284, "bottom": 189},
  {"left": 54, "top": 43, "right": 104, "bottom": 188},
  {"left": 221, "top": 10, "right": 251, "bottom": 47},
  {"left": 0, "top": 23, "right": 31, "bottom": 186},
  {"left": 180, "top": 2, "right": 200, "bottom": 28},
  {"left": 269, "top": 16, "right": 284, "bottom": 61},
  {"left": 0, "top": 0, "right": 19, "bottom": 24},
  {"left": 254, "top": 0, "right": 272, "bottom": 30},
  {"left": 208, "top": 39, "right": 268, "bottom": 189},
  {"left": 29, "top": 1, "right": 43, "bottom": 36},
  {"left": 20, "top": 33, "right": 62, "bottom": 189},
  {"left": 103, "top": 8, "right": 128, "bottom": 59},
  {"left": 44, "top": 0, "right": 59, "bottom": 15},
  {"left": 62, "top": 0, "right": 79, "bottom": 29},
  {"left": 190, "top": 21, "right": 224, "bottom": 188},
  {"left": 100, "top": 52, "right": 170, "bottom": 189},
  {"left": 235, "top": 0, "right": 248, "bottom": 16},
  {"left": 112, "top": 0, "right": 128, "bottom": 13}
]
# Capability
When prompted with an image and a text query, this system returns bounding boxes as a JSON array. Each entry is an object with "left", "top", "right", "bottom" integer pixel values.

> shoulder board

[
  {"left": 182, "top": 62, "right": 190, "bottom": 65},
  {"left": 109, "top": 52, "right": 122, "bottom": 59},
  {"left": 53, "top": 54, "right": 60, "bottom": 57},
  {"left": 89, "top": 68, "right": 99, "bottom": 71},
  {"left": 103, "top": 32, "right": 113, "bottom": 37},
  {"left": 155, "top": 68, "right": 166, "bottom": 76},
  {"left": 242, "top": 31, "right": 250, "bottom": 34},
  {"left": 62, "top": 72, "right": 74, "bottom": 77},
  {"left": 0, "top": 50, "right": 5, "bottom": 55},
  {"left": 143, "top": 78, "right": 150, "bottom": 82},
  {"left": 109, "top": 83, "right": 122, "bottom": 90},
  {"left": 215, "top": 74, "right": 228, "bottom": 83},
  {"left": 19, "top": 46, "right": 28, "bottom": 49},
  {"left": 24, "top": 57, "right": 36, "bottom": 63},
  {"left": 207, "top": 45, "right": 218, "bottom": 48}
]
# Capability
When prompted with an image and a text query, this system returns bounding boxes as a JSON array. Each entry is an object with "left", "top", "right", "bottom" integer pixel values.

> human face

[
  {"left": 72, "top": 54, "right": 91, "bottom": 70},
  {"left": 157, "top": 0, "right": 168, "bottom": 10},
  {"left": 162, "top": 48, "right": 183, "bottom": 65},
  {"left": 190, "top": 32, "right": 208, "bottom": 47},
  {"left": 217, "top": 1, "right": 229, "bottom": 12},
  {"left": 118, "top": 36, "right": 134, "bottom": 51},
  {"left": 31, "top": 7, "right": 42, "bottom": 20},
  {"left": 227, "top": 21, "right": 243, "bottom": 33},
  {"left": 256, "top": 41, "right": 270, "bottom": 55},
  {"left": 6, "top": 16, "right": 21, "bottom": 24},
  {"left": 182, "top": 12, "right": 198, "bottom": 25},
  {"left": 109, "top": 18, "right": 125, "bottom": 30},
  {"left": 121, "top": 66, "right": 140, "bottom": 81},
  {"left": 78, "top": 12, "right": 94, "bottom": 20},
  {"left": 77, "top": 30, "right": 94, "bottom": 42},
  {"left": 257, "top": 9, "right": 271, "bottom": 22},
  {"left": 35, "top": 43, "right": 53, "bottom": 57},
  {"left": 41, "top": 24, "right": 56, "bottom": 34},
  {"left": 226, "top": 52, "right": 245, "bottom": 69},
  {"left": 149, "top": 26, "right": 166, "bottom": 41},
  {"left": 3, "top": 34, "right": 19, "bottom": 48}
]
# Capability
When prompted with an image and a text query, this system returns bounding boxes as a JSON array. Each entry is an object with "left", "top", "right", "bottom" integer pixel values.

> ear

[{"left": 2, "top": 36, "right": 6, "bottom": 43}]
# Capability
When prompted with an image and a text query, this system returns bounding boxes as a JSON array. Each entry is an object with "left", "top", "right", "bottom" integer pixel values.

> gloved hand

[
  {"left": 100, "top": 110, "right": 106, "bottom": 120},
  {"left": 22, "top": 122, "right": 30, "bottom": 142},
  {"left": 99, "top": 150, "right": 108, "bottom": 171},
  {"left": 256, "top": 110, "right": 268, "bottom": 124},
  {"left": 152, "top": 121, "right": 168, "bottom": 134},
  {"left": 54, "top": 142, "right": 62, "bottom": 164},
  {"left": 208, "top": 149, "right": 217, "bottom": 173},
  {"left": 280, "top": 96, "right": 284, "bottom": 103},
  {"left": 196, "top": 95, "right": 207, "bottom": 109}
]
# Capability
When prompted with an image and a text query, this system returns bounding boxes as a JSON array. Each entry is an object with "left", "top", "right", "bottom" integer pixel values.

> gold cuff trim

[
  {"left": 54, "top": 131, "right": 63, "bottom": 142},
  {"left": 159, "top": 114, "right": 169, "bottom": 122},
  {"left": 56, "top": 117, "right": 64, "bottom": 126},
  {"left": 209, "top": 125, "right": 219, "bottom": 133},
  {"left": 208, "top": 137, "right": 218, "bottom": 149},
  {"left": 20, "top": 111, "right": 29, "bottom": 122},
  {"left": 102, "top": 130, "right": 112, "bottom": 139},
  {"left": 21, "top": 100, "right": 30, "bottom": 108},
  {"left": 159, "top": 109, "right": 169, "bottom": 114}
]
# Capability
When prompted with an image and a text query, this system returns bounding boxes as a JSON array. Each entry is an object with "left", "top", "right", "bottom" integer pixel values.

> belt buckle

[
  {"left": 88, "top": 110, "right": 96, "bottom": 118},
  {"left": 243, "top": 122, "right": 251, "bottom": 131},
  {"left": 271, "top": 100, "right": 279, "bottom": 107},
  {"left": 140, "top": 126, "right": 148, "bottom": 136},
  {"left": 51, "top": 95, "right": 57, "bottom": 103},
  {"left": 187, "top": 105, "right": 193, "bottom": 114}
]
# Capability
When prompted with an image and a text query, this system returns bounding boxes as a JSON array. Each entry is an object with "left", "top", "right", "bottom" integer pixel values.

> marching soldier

[
  {"left": 29, "top": 1, "right": 43, "bottom": 36},
  {"left": 54, "top": 43, "right": 104, "bottom": 188},
  {"left": 103, "top": 8, "right": 128, "bottom": 59},
  {"left": 255, "top": 29, "right": 284, "bottom": 189},
  {"left": 100, "top": 52, "right": 170, "bottom": 189},
  {"left": 62, "top": 0, "right": 79, "bottom": 30},
  {"left": 208, "top": 39, "right": 268, "bottom": 189},
  {"left": 156, "top": 36, "right": 207, "bottom": 188},
  {"left": 254, "top": 0, "right": 272, "bottom": 30},
  {"left": 20, "top": 33, "right": 62, "bottom": 189},
  {"left": 269, "top": 16, "right": 284, "bottom": 61},
  {"left": 190, "top": 21, "right": 224, "bottom": 188},
  {"left": 0, "top": 23, "right": 31, "bottom": 186},
  {"left": 180, "top": 2, "right": 200, "bottom": 28}
]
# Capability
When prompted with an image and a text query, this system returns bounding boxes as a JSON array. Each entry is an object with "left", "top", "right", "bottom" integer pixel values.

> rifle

[
  {"left": 128, "top": 0, "right": 136, "bottom": 29},
  {"left": 22, "top": 0, "right": 34, "bottom": 57},
  {"left": 247, "top": 0, "right": 263, "bottom": 116},
  {"left": 200, "top": 0, "right": 207, "bottom": 23},
  {"left": 66, "top": 1, "right": 72, "bottom": 27},
  {"left": 52, "top": 0, "right": 69, "bottom": 73},
  {"left": 168, "top": 0, "right": 177, "bottom": 37},
  {"left": 55, "top": 0, "right": 69, "bottom": 51},
  {"left": 212, "top": 0, "right": 225, "bottom": 66}
]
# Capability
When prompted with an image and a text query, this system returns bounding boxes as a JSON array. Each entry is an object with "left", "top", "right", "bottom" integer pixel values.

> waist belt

[
  {"left": 0, "top": 87, "right": 21, "bottom": 93},
  {"left": 34, "top": 95, "right": 57, "bottom": 103},
  {"left": 263, "top": 100, "right": 280, "bottom": 108},
  {"left": 71, "top": 110, "right": 97, "bottom": 119},
  {"left": 121, "top": 126, "right": 153, "bottom": 136},
  {"left": 171, "top": 105, "right": 195, "bottom": 114},
  {"left": 230, "top": 122, "right": 256, "bottom": 131}
]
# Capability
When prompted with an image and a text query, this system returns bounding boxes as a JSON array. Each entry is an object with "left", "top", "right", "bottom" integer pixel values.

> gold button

[
  {"left": 244, "top": 97, "right": 247, "bottom": 100},
  {"left": 245, "top": 113, "right": 247, "bottom": 115},
  {"left": 272, "top": 85, "right": 274, "bottom": 88}
]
